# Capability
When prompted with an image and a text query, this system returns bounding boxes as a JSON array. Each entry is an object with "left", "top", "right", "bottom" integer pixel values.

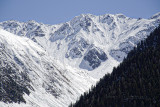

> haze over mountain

[{"left": 0, "top": 12, "right": 160, "bottom": 107}]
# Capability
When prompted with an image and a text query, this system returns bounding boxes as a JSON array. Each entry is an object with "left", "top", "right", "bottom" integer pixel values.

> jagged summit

[
  {"left": 1, "top": 12, "right": 160, "bottom": 72},
  {"left": 150, "top": 12, "right": 160, "bottom": 19},
  {"left": 1, "top": 12, "right": 160, "bottom": 75}
]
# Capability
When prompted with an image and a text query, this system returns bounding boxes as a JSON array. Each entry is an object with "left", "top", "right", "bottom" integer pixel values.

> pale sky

[{"left": 0, "top": 0, "right": 160, "bottom": 24}]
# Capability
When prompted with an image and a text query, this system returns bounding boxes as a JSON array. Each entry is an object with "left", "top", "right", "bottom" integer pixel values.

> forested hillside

[{"left": 72, "top": 25, "right": 160, "bottom": 107}]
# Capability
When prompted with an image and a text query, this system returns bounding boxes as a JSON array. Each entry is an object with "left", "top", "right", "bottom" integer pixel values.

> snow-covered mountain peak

[
  {"left": 78, "top": 13, "right": 96, "bottom": 18},
  {"left": 0, "top": 12, "right": 160, "bottom": 107},
  {"left": 0, "top": 13, "right": 160, "bottom": 79},
  {"left": 115, "top": 13, "right": 126, "bottom": 17},
  {"left": 150, "top": 12, "right": 160, "bottom": 19},
  {"left": 27, "top": 20, "right": 38, "bottom": 24}
]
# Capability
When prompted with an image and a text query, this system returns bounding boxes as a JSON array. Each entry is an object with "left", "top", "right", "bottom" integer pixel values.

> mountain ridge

[
  {"left": 0, "top": 12, "right": 160, "bottom": 106},
  {"left": 1, "top": 12, "right": 159, "bottom": 78}
]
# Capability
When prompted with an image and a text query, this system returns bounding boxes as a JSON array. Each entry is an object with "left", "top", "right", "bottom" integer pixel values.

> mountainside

[
  {"left": 0, "top": 29, "right": 96, "bottom": 107},
  {"left": 0, "top": 13, "right": 160, "bottom": 79},
  {"left": 72, "top": 24, "right": 160, "bottom": 107},
  {"left": 0, "top": 13, "right": 160, "bottom": 107}
]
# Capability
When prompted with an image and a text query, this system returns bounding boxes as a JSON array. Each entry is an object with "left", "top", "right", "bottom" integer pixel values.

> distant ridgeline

[{"left": 71, "top": 24, "right": 160, "bottom": 107}]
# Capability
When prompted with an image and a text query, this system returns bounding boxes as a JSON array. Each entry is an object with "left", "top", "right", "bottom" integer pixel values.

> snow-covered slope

[
  {"left": 0, "top": 29, "right": 96, "bottom": 107},
  {"left": 1, "top": 13, "right": 159, "bottom": 79},
  {"left": 0, "top": 12, "right": 160, "bottom": 107}
]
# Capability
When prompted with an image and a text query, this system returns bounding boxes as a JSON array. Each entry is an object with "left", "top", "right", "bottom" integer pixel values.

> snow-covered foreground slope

[
  {"left": 0, "top": 13, "right": 160, "bottom": 79},
  {"left": 0, "top": 12, "right": 160, "bottom": 107},
  {"left": 0, "top": 29, "right": 96, "bottom": 107}
]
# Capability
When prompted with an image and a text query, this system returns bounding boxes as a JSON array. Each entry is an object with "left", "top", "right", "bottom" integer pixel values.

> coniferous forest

[{"left": 71, "top": 25, "right": 160, "bottom": 107}]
